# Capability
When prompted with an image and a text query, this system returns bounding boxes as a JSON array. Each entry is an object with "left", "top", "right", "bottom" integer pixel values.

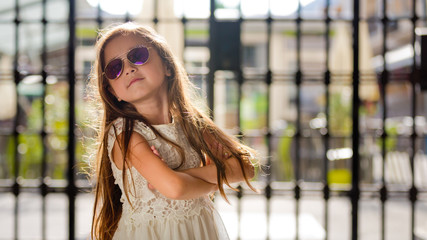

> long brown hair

[{"left": 88, "top": 22, "right": 257, "bottom": 240}]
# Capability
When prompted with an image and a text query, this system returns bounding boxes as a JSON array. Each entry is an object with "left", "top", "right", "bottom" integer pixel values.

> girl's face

[{"left": 103, "top": 35, "right": 170, "bottom": 105}]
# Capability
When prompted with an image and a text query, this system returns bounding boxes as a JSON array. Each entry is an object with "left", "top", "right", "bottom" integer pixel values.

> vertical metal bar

[
  {"left": 96, "top": 0, "right": 103, "bottom": 28},
  {"left": 182, "top": 17, "right": 187, "bottom": 61},
  {"left": 236, "top": 185, "right": 242, "bottom": 240},
  {"left": 236, "top": 26, "right": 243, "bottom": 141},
  {"left": 41, "top": 1, "right": 48, "bottom": 239},
  {"left": 12, "top": 0, "right": 20, "bottom": 239},
  {"left": 423, "top": 1, "right": 427, "bottom": 24},
  {"left": 380, "top": 1, "right": 388, "bottom": 239},
  {"left": 153, "top": 0, "right": 159, "bottom": 29},
  {"left": 351, "top": 1, "right": 361, "bottom": 239},
  {"left": 236, "top": 5, "right": 243, "bottom": 240},
  {"left": 265, "top": 5, "right": 273, "bottom": 240},
  {"left": 125, "top": 12, "right": 130, "bottom": 22},
  {"left": 295, "top": 1, "right": 302, "bottom": 239},
  {"left": 237, "top": 35, "right": 243, "bottom": 240},
  {"left": 409, "top": 1, "right": 418, "bottom": 239},
  {"left": 67, "top": 0, "right": 76, "bottom": 239},
  {"left": 323, "top": 1, "right": 331, "bottom": 239},
  {"left": 207, "top": 0, "right": 215, "bottom": 117}
]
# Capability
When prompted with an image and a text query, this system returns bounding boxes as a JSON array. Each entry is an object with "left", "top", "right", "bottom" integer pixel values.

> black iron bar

[
  {"left": 409, "top": 1, "right": 418, "bottom": 239},
  {"left": 294, "top": 1, "right": 303, "bottom": 239},
  {"left": 125, "top": 12, "right": 130, "bottom": 23},
  {"left": 182, "top": 17, "right": 188, "bottom": 61},
  {"left": 380, "top": 1, "right": 389, "bottom": 240},
  {"left": 40, "top": 0, "right": 48, "bottom": 239},
  {"left": 265, "top": 5, "right": 273, "bottom": 239},
  {"left": 323, "top": 0, "right": 331, "bottom": 239},
  {"left": 351, "top": 1, "right": 360, "bottom": 239},
  {"left": 12, "top": 0, "right": 20, "bottom": 239},
  {"left": 236, "top": 5, "right": 243, "bottom": 240},
  {"left": 67, "top": 0, "right": 77, "bottom": 239},
  {"left": 153, "top": 0, "right": 159, "bottom": 28},
  {"left": 96, "top": 0, "right": 102, "bottom": 28},
  {"left": 207, "top": 0, "right": 215, "bottom": 119}
]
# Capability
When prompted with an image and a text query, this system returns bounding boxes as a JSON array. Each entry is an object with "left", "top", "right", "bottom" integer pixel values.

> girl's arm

[
  {"left": 181, "top": 134, "right": 255, "bottom": 185},
  {"left": 112, "top": 132, "right": 217, "bottom": 200},
  {"left": 181, "top": 155, "right": 254, "bottom": 184}
]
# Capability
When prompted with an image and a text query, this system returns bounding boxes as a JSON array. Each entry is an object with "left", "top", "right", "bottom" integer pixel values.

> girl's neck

[{"left": 134, "top": 95, "right": 171, "bottom": 125}]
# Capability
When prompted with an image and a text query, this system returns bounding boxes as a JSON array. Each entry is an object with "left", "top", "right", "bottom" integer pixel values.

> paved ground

[{"left": 0, "top": 192, "right": 426, "bottom": 240}]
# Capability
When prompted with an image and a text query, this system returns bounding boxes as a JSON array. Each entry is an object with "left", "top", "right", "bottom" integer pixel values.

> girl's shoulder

[{"left": 111, "top": 117, "right": 156, "bottom": 140}]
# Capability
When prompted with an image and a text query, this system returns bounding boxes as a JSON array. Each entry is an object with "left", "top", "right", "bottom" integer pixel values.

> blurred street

[{"left": 1, "top": 192, "right": 426, "bottom": 240}]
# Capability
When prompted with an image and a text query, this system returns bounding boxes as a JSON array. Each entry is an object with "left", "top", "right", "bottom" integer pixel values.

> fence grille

[{"left": 0, "top": 0, "right": 426, "bottom": 239}]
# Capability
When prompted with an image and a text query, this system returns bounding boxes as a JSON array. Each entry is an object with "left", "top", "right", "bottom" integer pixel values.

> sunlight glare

[
  {"left": 86, "top": 0, "right": 143, "bottom": 15},
  {"left": 174, "top": 0, "right": 210, "bottom": 18},
  {"left": 270, "top": 0, "right": 316, "bottom": 17}
]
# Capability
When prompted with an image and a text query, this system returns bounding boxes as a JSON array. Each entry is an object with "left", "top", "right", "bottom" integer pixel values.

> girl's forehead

[{"left": 104, "top": 35, "right": 150, "bottom": 61}]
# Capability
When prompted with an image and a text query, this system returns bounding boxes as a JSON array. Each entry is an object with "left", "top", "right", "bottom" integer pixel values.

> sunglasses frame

[{"left": 103, "top": 45, "right": 151, "bottom": 80}]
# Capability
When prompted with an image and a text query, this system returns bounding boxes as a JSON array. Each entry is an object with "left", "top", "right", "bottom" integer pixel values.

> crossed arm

[
  {"left": 181, "top": 155, "right": 254, "bottom": 185},
  {"left": 111, "top": 132, "right": 217, "bottom": 200},
  {"left": 182, "top": 131, "right": 255, "bottom": 184},
  {"left": 180, "top": 135, "right": 255, "bottom": 185},
  {"left": 112, "top": 131, "right": 255, "bottom": 200}
]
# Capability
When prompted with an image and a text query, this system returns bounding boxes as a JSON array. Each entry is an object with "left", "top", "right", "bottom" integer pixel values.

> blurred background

[{"left": 0, "top": 0, "right": 427, "bottom": 239}]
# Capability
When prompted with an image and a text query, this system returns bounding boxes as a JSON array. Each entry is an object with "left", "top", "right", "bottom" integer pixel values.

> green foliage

[
  {"left": 3, "top": 82, "right": 83, "bottom": 180},
  {"left": 4, "top": 136, "right": 15, "bottom": 178},
  {"left": 277, "top": 125, "right": 295, "bottom": 181},
  {"left": 45, "top": 84, "right": 69, "bottom": 135},
  {"left": 18, "top": 134, "right": 43, "bottom": 178},
  {"left": 17, "top": 97, "right": 43, "bottom": 179},
  {"left": 376, "top": 124, "right": 398, "bottom": 151},
  {"left": 240, "top": 85, "right": 267, "bottom": 131},
  {"left": 328, "top": 168, "right": 351, "bottom": 185},
  {"left": 329, "top": 91, "right": 352, "bottom": 136}
]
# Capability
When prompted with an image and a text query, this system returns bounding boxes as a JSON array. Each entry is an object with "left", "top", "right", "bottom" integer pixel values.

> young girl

[{"left": 88, "top": 22, "right": 257, "bottom": 240}]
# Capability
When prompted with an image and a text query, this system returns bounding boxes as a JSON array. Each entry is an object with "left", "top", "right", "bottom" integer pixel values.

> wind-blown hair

[{"left": 88, "top": 22, "right": 256, "bottom": 240}]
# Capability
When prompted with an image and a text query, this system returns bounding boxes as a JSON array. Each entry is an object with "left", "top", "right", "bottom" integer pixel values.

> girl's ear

[{"left": 164, "top": 64, "right": 172, "bottom": 77}]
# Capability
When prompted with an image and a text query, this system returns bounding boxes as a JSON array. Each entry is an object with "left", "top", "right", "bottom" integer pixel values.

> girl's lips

[{"left": 128, "top": 78, "right": 143, "bottom": 87}]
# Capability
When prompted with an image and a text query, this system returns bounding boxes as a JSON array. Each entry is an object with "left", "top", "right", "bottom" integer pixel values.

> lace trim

[{"left": 122, "top": 196, "right": 213, "bottom": 232}]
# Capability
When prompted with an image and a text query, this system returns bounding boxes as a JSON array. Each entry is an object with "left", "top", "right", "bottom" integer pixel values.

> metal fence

[{"left": 1, "top": 0, "right": 427, "bottom": 239}]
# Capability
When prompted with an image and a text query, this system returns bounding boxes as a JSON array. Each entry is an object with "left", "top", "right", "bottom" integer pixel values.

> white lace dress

[{"left": 107, "top": 118, "right": 229, "bottom": 240}]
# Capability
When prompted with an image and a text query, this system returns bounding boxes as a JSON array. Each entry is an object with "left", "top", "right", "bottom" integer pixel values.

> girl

[{"left": 89, "top": 22, "right": 257, "bottom": 240}]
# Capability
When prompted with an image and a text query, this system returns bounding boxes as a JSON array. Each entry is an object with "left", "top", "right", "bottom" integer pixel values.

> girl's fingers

[
  {"left": 148, "top": 183, "right": 156, "bottom": 191},
  {"left": 151, "top": 146, "right": 166, "bottom": 164},
  {"left": 151, "top": 146, "right": 160, "bottom": 156}
]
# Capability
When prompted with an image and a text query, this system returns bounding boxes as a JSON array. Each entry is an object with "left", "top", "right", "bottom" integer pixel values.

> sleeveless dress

[{"left": 107, "top": 118, "right": 230, "bottom": 240}]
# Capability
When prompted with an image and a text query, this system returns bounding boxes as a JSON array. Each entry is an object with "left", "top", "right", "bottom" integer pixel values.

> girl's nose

[
  {"left": 123, "top": 60, "right": 137, "bottom": 76},
  {"left": 126, "top": 68, "right": 136, "bottom": 75}
]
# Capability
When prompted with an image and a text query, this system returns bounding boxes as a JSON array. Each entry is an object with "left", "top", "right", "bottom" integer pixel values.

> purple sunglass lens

[
  {"left": 128, "top": 47, "right": 149, "bottom": 65},
  {"left": 105, "top": 58, "right": 123, "bottom": 80}
]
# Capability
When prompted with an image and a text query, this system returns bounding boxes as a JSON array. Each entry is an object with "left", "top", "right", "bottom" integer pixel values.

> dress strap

[{"left": 107, "top": 118, "right": 157, "bottom": 161}]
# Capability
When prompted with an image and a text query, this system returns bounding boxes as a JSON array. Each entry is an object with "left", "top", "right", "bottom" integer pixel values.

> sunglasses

[{"left": 103, "top": 45, "right": 150, "bottom": 80}]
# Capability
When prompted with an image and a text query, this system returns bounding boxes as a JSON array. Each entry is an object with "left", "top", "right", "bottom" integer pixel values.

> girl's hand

[
  {"left": 151, "top": 146, "right": 160, "bottom": 157},
  {"left": 148, "top": 145, "right": 217, "bottom": 194}
]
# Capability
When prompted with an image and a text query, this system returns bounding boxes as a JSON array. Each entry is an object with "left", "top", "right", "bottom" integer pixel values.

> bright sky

[{"left": 86, "top": 0, "right": 316, "bottom": 17}]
